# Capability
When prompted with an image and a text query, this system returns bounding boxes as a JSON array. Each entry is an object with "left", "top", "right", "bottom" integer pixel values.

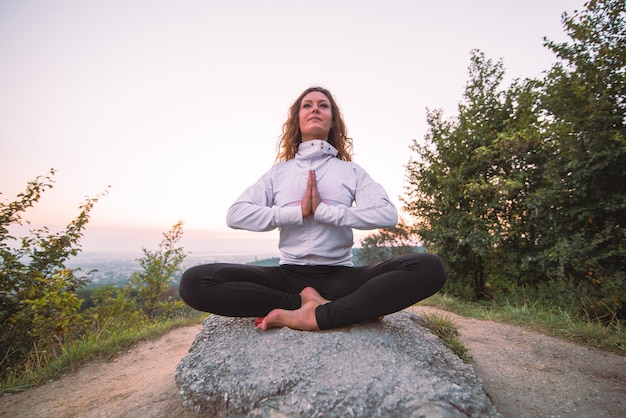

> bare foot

[
  {"left": 300, "top": 286, "right": 330, "bottom": 305},
  {"left": 255, "top": 288, "right": 327, "bottom": 330},
  {"left": 256, "top": 301, "right": 320, "bottom": 331}
]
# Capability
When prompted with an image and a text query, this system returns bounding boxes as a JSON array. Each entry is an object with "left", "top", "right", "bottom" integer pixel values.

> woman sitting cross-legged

[{"left": 179, "top": 86, "right": 446, "bottom": 331}]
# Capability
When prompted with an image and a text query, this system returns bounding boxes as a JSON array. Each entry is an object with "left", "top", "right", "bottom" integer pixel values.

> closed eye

[{"left": 302, "top": 101, "right": 330, "bottom": 109}]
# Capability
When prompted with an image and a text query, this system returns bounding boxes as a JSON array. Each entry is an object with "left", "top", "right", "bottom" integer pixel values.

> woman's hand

[{"left": 301, "top": 170, "right": 321, "bottom": 218}]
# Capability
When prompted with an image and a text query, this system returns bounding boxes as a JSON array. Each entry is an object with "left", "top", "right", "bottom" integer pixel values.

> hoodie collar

[{"left": 296, "top": 139, "right": 339, "bottom": 160}]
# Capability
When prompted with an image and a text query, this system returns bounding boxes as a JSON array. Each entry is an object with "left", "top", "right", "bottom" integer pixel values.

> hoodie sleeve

[
  {"left": 313, "top": 163, "right": 398, "bottom": 230},
  {"left": 226, "top": 168, "right": 303, "bottom": 232}
]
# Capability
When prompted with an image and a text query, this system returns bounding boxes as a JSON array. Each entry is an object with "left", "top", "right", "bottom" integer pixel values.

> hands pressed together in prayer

[{"left": 301, "top": 170, "right": 321, "bottom": 218}]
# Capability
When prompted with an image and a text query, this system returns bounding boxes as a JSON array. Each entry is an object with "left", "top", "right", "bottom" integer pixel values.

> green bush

[{"left": 1, "top": 169, "right": 107, "bottom": 381}]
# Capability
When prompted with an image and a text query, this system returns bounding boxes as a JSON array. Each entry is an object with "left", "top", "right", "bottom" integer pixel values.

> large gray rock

[{"left": 175, "top": 312, "right": 501, "bottom": 418}]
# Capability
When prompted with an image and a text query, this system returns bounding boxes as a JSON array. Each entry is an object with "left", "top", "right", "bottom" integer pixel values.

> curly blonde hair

[{"left": 276, "top": 86, "right": 352, "bottom": 162}]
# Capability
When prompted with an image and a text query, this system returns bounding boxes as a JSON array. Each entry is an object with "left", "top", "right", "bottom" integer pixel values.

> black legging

[{"left": 179, "top": 252, "right": 446, "bottom": 330}]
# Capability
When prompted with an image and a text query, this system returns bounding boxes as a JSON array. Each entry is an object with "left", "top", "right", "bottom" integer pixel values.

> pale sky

[{"left": 1, "top": 0, "right": 584, "bottom": 255}]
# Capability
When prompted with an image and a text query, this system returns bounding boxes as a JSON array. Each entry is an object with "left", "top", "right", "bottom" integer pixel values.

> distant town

[
  {"left": 65, "top": 247, "right": 423, "bottom": 288},
  {"left": 66, "top": 252, "right": 280, "bottom": 288}
]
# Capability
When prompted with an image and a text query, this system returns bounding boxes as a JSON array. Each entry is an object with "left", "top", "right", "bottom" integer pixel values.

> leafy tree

[
  {"left": 127, "top": 221, "right": 187, "bottom": 319},
  {"left": 1, "top": 169, "right": 107, "bottom": 378},
  {"left": 535, "top": 0, "right": 626, "bottom": 316},
  {"left": 403, "top": 0, "right": 625, "bottom": 317},
  {"left": 403, "top": 50, "right": 539, "bottom": 299},
  {"left": 357, "top": 219, "right": 421, "bottom": 265}
]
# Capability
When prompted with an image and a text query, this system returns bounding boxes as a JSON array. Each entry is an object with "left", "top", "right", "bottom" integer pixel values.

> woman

[{"left": 180, "top": 86, "right": 446, "bottom": 331}]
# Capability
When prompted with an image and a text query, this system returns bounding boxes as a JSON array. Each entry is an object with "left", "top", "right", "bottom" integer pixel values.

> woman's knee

[
  {"left": 179, "top": 266, "right": 202, "bottom": 308},
  {"left": 179, "top": 264, "right": 223, "bottom": 311},
  {"left": 423, "top": 253, "right": 447, "bottom": 289},
  {"left": 397, "top": 252, "right": 447, "bottom": 287}
]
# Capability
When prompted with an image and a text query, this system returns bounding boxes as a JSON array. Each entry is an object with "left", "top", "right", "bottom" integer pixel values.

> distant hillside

[
  {"left": 247, "top": 247, "right": 425, "bottom": 267},
  {"left": 247, "top": 257, "right": 280, "bottom": 266},
  {"left": 67, "top": 252, "right": 276, "bottom": 288},
  {"left": 352, "top": 246, "right": 425, "bottom": 266},
  {"left": 67, "top": 247, "right": 425, "bottom": 288}
]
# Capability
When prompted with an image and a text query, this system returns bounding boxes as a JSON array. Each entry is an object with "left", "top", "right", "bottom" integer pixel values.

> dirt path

[
  {"left": 1, "top": 325, "right": 201, "bottom": 418},
  {"left": 407, "top": 307, "right": 626, "bottom": 417},
  {"left": 2, "top": 308, "right": 625, "bottom": 417}
]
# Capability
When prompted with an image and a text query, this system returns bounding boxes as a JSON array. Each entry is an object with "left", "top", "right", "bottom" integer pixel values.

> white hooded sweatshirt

[{"left": 226, "top": 140, "right": 398, "bottom": 266}]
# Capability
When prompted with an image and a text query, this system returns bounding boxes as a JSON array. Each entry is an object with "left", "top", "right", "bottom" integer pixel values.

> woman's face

[{"left": 298, "top": 91, "right": 333, "bottom": 142}]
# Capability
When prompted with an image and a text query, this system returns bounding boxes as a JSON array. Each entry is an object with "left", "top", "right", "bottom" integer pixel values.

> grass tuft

[
  {"left": 420, "top": 293, "right": 626, "bottom": 354},
  {"left": 419, "top": 312, "right": 472, "bottom": 362}
]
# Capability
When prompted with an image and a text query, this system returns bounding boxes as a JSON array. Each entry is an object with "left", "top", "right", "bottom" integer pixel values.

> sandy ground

[{"left": 1, "top": 307, "right": 625, "bottom": 418}]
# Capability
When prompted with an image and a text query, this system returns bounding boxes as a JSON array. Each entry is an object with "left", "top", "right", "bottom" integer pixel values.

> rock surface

[{"left": 175, "top": 312, "right": 501, "bottom": 418}]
